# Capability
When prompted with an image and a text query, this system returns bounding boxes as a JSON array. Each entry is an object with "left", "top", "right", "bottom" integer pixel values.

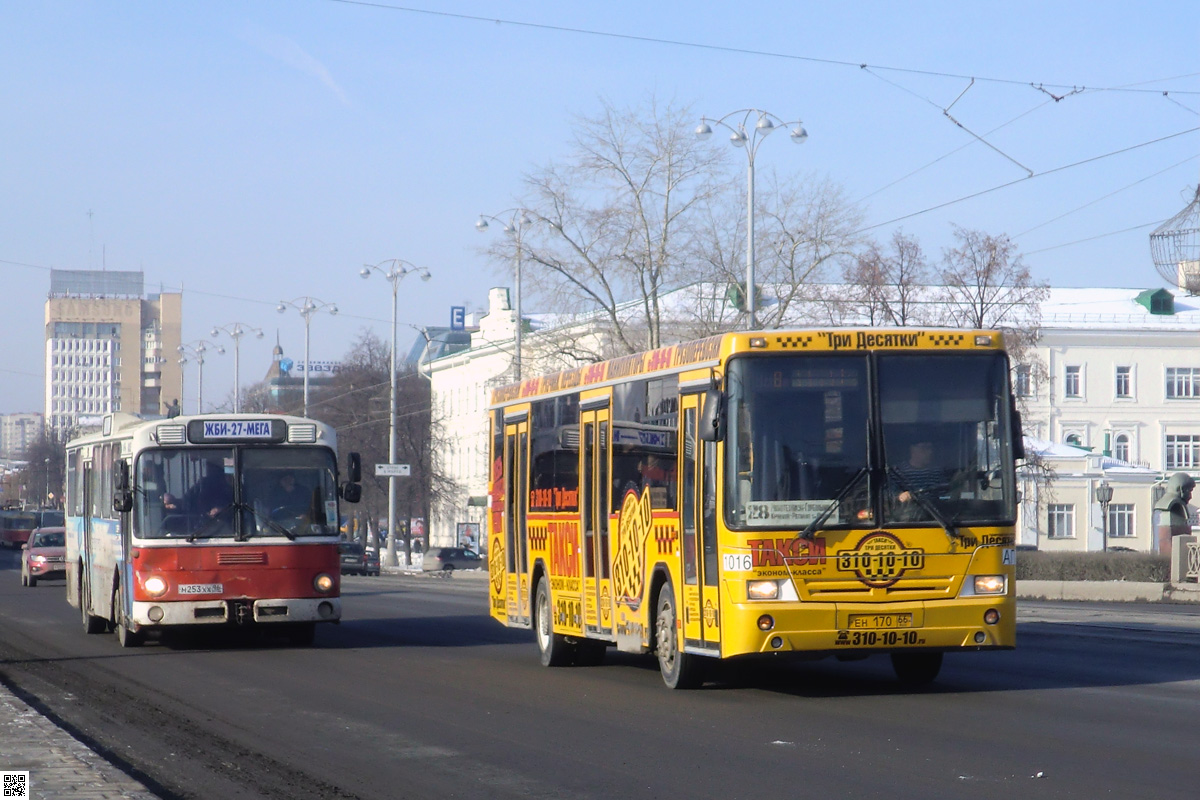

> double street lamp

[
  {"left": 696, "top": 108, "right": 808, "bottom": 329},
  {"left": 276, "top": 296, "right": 338, "bottom": 417},
  {"left": 210, "top": 322, "right": 265, "bottom": 413},
  {"left": 360, "top": 259, "right": 432, "bottom": 567},
  {"left": 476, "top": 209, "right": 534, "bottom": 382},
  {"left": 177, "top": 339, "right": 224, "bottom": 414}
]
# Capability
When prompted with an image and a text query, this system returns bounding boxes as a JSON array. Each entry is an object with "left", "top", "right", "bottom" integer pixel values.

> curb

[{"left": 1017, "top": 580, "right": 1200, "bottom": 602}]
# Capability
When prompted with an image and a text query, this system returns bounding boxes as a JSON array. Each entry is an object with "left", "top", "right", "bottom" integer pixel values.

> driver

[
  {"left": 270, "top": 472, "right": 311, "bottom": 518},
  {"left": 893, "top": 439, "right": 944, "bottom": 504}
]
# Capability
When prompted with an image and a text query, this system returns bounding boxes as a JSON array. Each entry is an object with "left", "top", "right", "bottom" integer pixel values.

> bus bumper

[
  {"left": 725, "top": 597, "right": 1016, "bottom": 657},
  {"left": 131, "top": 597, "right": 342, "bottom": 627}
]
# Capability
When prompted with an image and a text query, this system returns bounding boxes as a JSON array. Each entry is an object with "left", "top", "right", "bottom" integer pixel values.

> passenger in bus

[{"left": 164, "top": 457, "right": 233, "bottom": 518}]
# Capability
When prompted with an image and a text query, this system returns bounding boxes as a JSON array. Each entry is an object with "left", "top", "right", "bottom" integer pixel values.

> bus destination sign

[{"left": 188, "top": 418, "right": 286, "bottom": 443}]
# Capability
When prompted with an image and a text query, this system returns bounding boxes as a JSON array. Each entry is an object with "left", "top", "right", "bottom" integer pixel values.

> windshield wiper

[
  {"left": 887, "top": 466, "right": 964, "bottom": 543},
  {"left": 235, "top": 502, "right": 296, "bottom": 541},
  {"left": 186, "top": 503, "right": 236, "bottom": 543},
  {"left": 796, "top": 468, "right": 868, "bottom": 541}
]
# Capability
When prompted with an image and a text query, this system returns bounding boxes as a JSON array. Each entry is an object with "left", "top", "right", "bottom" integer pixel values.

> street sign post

[{"left": 375, "top": 463, "right": 411, "bottom": 477}]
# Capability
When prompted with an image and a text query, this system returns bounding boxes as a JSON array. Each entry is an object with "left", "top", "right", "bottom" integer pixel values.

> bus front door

[
  {"left": 680, "top": 395, "right": 721, "bottom": 654},
  {"left": 580, "top": 406, "right": 614, "bottom": 638},
  {"left": 504, "top": 417, "right": 532, "bottom": 626}
]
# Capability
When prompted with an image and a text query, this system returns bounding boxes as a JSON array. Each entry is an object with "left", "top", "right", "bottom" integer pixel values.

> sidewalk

[{"left": 0, "top": 683, "right": 157, "bottom": 799}]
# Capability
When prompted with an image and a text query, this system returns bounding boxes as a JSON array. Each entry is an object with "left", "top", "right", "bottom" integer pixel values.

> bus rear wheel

[
  {"left": 535, "top": 577, "right": 574, "bottom": 667},
  {"left": 80, "top": 576, "right": 106, "bottom": 634},
  {"left": 891, "top": 652, "right": 942, "bottom": 686},
  {"left": 655, "top": 586, "right": 702, "bottom": 689}
]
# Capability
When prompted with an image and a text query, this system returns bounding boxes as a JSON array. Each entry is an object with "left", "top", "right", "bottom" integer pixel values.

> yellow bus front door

[{"left": 680, "top": 396, "right": 721, "bottom": 654}]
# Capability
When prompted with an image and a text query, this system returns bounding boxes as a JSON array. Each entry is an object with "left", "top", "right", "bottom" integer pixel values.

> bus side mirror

[
  {"left": 699, "top": 387, "right": 724, "bottom": 442},
  {"left": 113, "top": 460, "right": 133, "bottom": 513},
  {"left": 1011, "top": 406, "right": 1025, "bottom": 461},
  {"left": 341, "top": 452, "right": 362, "bottom": 503}
]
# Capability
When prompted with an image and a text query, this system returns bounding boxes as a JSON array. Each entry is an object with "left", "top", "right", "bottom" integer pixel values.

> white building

[
  {"left": 0, "top": 412, "right": 43, "bottom": 459},
  {"left": 421, "top": 283, "right": 1200, "bottom": 553}
]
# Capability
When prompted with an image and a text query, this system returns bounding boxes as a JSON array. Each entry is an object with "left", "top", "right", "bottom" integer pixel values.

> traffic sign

[{"left": 375, "top": 463, "right": 411, "bottom": 477}]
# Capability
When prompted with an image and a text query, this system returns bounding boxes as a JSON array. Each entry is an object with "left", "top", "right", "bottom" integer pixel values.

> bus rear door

[{"left": 580, "top": 403, "right": 614, "bottom": 639}]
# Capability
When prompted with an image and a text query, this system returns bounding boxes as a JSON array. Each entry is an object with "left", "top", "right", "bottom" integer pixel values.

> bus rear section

[
  {"left": 487, "top": 329, "right": 1021, "bottom": 688},
  {"left": 66, "top": 413, "right": 361, "bottom": 646}
]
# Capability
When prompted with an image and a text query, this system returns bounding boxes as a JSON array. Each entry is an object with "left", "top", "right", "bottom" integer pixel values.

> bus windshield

[
  {"left": 879, "top": 352, "right": 1016, "bottom": 526},
  {"left": 137, "top": 447, "right": 339, "bottom": 539},
  {"left": 724, "top": 355, "right": 871, "bottom": 529},
  {"left": 723, "top": 350, "right": 1017, "bottom": 530}
]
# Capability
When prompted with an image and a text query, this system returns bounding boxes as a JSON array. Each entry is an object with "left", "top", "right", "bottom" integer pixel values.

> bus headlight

[
  {"left": 313, "top": 573, "right": 335, "bottom": 593},
  {"left": 973, "top": 575, "right": 1007, "bottom": 595},
  {"left": 747, "top": 580, "right": 779, "bottom": 600},
  {"left": 143, "top": 576, "right": 168, "bottom": 597}
]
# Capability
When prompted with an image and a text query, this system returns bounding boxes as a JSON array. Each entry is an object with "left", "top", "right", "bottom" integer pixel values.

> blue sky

[{"left": 2, "top": 1, "right": 1197, "bottom": 414}]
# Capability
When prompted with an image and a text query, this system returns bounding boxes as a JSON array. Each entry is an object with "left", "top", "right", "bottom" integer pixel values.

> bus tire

[
  {"left": 114, "top": 585, "right": 143, "bottom": 648},
  {"left": 535, "top": 577, "right": 573, "bottom": 667},
  {"left": 80, "top": 575, "right": 106, "bottom": 634},
  {"left": 891, "top": 652, "right": 942, "bottom": 686},
  {"left": 655, "top": 585, "right": 702, "bottom": 689}
]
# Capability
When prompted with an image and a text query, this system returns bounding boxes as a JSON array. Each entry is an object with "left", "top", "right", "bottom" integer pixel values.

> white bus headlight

[
  {"left": 973, "top": 575, "right": 1007, "bottom": 595},
  {"left": 143, "top": 576, "right": 168, "bottom": 597},
  {"left": 313, "top": 573, "right": 335, "bottom": 593},
  {"left": 747, "top": 580, "right": 780, "bottom": 600}
]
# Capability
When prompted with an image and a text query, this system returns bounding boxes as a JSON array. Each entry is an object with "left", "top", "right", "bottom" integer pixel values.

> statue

[{"left": 1154, "top": 472, "right": 1195, "bottom": 554}]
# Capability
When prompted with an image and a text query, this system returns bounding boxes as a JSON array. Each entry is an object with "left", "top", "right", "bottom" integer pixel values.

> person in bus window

[
  {"left": 892, "top": 438, "right": 946, "bottom": 504},
  {"left": 165, "top": 457, "right": 233, "bottom": 518},
  {"left": 270, "top": 472, "right": 312, "bottom": 520}
]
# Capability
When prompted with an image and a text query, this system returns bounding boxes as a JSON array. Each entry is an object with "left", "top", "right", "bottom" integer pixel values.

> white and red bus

[{"left": 65, "top": 412, "right": 362, "bottom": 647}]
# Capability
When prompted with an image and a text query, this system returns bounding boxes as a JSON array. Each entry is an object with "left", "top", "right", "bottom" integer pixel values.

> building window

[
  {"left": 1115, "top": 366, "right": 1132, "bottom": 398},
  {"left": 1047, "top": 504, "right": 1075, "bottom": 538},
  {"left": 1107, "top": 504, "right": 1135, "bottom": 538},
  {"left": 1113, "top": 433, "right": 1130, "bottom": 462},
  {"left": 1166, "top": 434, "right": 1200, "bottom": 469},
  {"left": 1014, "top": 365, "right": 1032, "bottom": 397},
  {"left": 1064, "top": 366, "right": 1081, "bottom": 398},
  {"left": 1065, "top": 433, "right": 1083, "bottom": 447},
  {"left": 1166, "top": 367, "right": 1200, "bottom": 399}
]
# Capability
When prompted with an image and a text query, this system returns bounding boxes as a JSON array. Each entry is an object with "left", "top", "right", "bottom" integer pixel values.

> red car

[{"left": 21, "top": 526, "right": 66, "bottom": 587}]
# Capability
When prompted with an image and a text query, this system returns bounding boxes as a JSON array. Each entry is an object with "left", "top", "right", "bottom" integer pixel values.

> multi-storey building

[
  {"left": 0, "top": 412, "right": 43, "bottom": 459},
  {"left": 44, "top": 270, "right": 182, "bottom": 433}
]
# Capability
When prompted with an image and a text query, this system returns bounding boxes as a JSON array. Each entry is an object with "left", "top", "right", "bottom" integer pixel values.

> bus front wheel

[
  {"left": 655, "top": 586, "right": 702, "bottom": 689},
  {"left": 114, "top": 585, "right": 143, "bottom": 648},
  {"left": 535, "top": 577, "right": 573, "bottom": 667},
  {"left": 891, "top": 652, "right": 942, "bottom": 686}
]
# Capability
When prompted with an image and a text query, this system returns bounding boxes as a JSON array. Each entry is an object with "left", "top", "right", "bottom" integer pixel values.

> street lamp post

[
  {"left": 276, "top": 297, "right": 339, "bottom": 417},
  {"left": 210, "top": 322, "right": 266, "bottom": 413},
  {"left": 696, "top": 109, "right": 808, "bottom": 329},
  {"left": 476, "top": 209, "right": 534, "bottom": 381},
  {"left": 360, "top": 259, "right": 432, "bottom": 568},
  {"left": 177, "top": 340, "right": 225, "bottom": 414},
  {"left": 1096, "top": 480, "right": 1114, "bottom": 553}
]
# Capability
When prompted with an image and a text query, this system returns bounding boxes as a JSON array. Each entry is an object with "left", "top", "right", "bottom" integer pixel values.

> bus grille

[
  {"left": 800, "top": 575, "right": 958, "bottom": 601},
  {"left": 217, "top": 551, "right": 267, "bottom": 565}
]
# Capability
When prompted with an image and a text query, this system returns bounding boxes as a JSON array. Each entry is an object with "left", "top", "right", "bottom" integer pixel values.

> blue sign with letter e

[{"left": 450, "top": 306, "right": 465, "bottom": 330}]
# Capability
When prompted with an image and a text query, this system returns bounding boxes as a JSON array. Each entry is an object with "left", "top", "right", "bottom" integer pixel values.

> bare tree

[
  {"left": 511, "top": 97, "right": 727, "bottom": 355},
  {"left": 842, "top": 230, "right": 931, "bottom": 326}
]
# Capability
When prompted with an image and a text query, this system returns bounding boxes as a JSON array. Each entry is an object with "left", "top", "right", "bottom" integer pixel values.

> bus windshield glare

[
  {"left": 137, "top": 447, "right": 340, "bottom": 539},
  {"left": 724, "top": 351, "right": 1016, "bottom": 529}
]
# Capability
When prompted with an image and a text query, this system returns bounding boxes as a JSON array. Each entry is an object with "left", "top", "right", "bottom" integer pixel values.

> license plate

[
  {"left": 178, "top": 583, "right": 224, "bottom": 595},
  {"left": 847, "top": 612, "right": 914, "bottom": 629}
]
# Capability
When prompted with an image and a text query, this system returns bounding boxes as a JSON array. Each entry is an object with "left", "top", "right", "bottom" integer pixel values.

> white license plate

[{"left": 178, "top": 583, "right": 224, "bottom": 595}]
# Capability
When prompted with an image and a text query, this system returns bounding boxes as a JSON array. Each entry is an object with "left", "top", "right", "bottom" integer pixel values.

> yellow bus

[{"left": 487, "top": 329, "right": 1022, "bottom": 688}]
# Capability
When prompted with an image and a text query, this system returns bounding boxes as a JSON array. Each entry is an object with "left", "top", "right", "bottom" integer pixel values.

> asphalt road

[{"left": 3, "top": 547, "right": 1200, "bottom": 800}]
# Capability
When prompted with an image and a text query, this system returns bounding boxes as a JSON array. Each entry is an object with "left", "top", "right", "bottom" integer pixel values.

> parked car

[
  {"left": 423, "top": 547, "right": 484, "bottom": 572},
  {"left": 21, "top": 526, "right": 66, "bottom": 587},
  {"left": 363, "top": 547, "right": 381, "bottom": 576},
  {"left": 339, "top": 541, "right": 369, "bottom": 576}
]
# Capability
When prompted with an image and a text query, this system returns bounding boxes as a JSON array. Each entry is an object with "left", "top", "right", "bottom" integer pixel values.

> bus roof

[
  {"left": 65, "top": 412, "right": 339, "bottom": 452},
  {"left": 489, "top": 327, "right": 1005, "bottom": 409}
]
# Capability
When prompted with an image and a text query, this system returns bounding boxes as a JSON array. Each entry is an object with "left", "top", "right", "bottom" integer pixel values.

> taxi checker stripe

[
  {"left": 774, "top": 335, "right": 814, "bottom": 348},
  {"left": 928, "top": 333, "right": 965, "bottom": 347}
]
